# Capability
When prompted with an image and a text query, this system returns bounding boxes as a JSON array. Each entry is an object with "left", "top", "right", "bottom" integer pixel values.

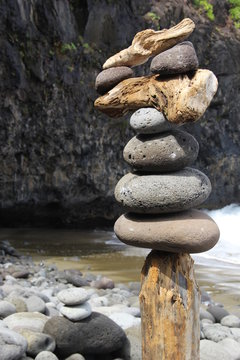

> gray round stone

[
  {"left": 35, "top": 351, "right": 58, "bottom": 360},
  {"left": 3, "top": 312, "right": 49, "bottom": 332},
  {"left": 60, "top": 302, "right": 92, "bottom": 321},
  {"left": 114, "top": 168, "right": 211, "bottom": 214},
  {"left": 200, "top": 308, "right": 216, "bottom": 323},
  {"left": 221, "top": 315, "right": 240, "bottom": 328},
  {"left": 26, "top": 295, "right": 46, "bottom": 314},
  {"left": 202, "top": 323, "right": 233, "bottom": 342},
  {"left": 0, "top": 327, "right": 28, "bottom": 360},
  {"left": 114, "top": 210, "right": 219, "bottom": 253},
  {"left": 57, "top": 288, "right": 90, "bottom": 306},
  {"left": 95, "top": 66, "right": 133, "bottom": 95},
  {"left": 123, "top": 130, "right": 199, "bottom": 172},
  {"left": 207, "top": 306, "right": 229, "bottom": 322},
  {"left": 219, "top": 338, "right": 240, "bottom": 359},
  {"left": 130, "top": 108, "right": 172, "bottom": 134},
  {"left": 150, "top": 41, "right": 199, "bottom": 75},
  {"left": 18, "top": 329, "right": 56, "bottom": 357},
  {"left": 65, "top": 355, "right": 85, "bottom": 360},
  {"left": 200, "top": 339, "right": 231, "bottom": 360},
  {"left": 0, "top": 300, "right": 17, "bottom": 318}
]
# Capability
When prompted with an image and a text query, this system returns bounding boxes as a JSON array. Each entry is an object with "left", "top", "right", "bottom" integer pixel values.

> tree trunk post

[{"left": 139, "top": 250, "right": 200, "bottom": 360}]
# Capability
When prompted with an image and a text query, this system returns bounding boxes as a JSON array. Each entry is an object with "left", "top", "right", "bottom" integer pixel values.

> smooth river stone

[
  {"left": 151, "top": 41, "right": 199, "bottom": 75},
  {"left": 57, "top": 288, "right": 90, "bottom": 306},
  {"left": 114, "top": 168, "right": 211, "bottom": 213},
  {"left": 114, "top": 210, "right": 220, "bottom": 253},
  {"left": 95, "top": 66, "right": 133, "bottom": 95},
  {"left": 130, "top": 108, "right": 172, "bottom": 134},
  {"left": 123, "top": 130, "right": 199, "bottom": 172}
]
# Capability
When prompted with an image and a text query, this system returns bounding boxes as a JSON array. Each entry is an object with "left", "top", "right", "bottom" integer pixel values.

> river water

[{"left": 0, "top": 204, "right": 240, "bottom": 314}]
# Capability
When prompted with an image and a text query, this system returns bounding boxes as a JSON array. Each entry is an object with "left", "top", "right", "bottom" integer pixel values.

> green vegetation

[
  {"left": 60, "top": 42, "right": 77, "bottom": 54},
  {"left": 193, "top": 0, "right": 215, "bottom": 21},
  {"left": 145, "top": 11, "right": 161, "bottom": 30},
  {"left": 229, "top": 0, "right": 240, "bottom": 28}
]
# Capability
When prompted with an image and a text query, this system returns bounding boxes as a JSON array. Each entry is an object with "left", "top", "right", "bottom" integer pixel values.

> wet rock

[
  {"left": 64, "top": 271, "right": 89, "bottom": 287},
  {"left": 130, "top": 108, "right": 172, "bottom": 134},
  {"left": 151, "top": 41, "right": 199, "bottom": 75},
  {"left": 95, "top": 67, "right": 133, "bottom": 95},
  {"left": 123, "top": 130, "right": 199, "bottom": 172},
  {"left": 115, "top": 209, "right": 219, "bottom": 253},
  {"left": 43, "top": 313, "right": 129, "bottom": 358},
  {"left": 115, "top": 168, "right": 211, "bottom": 214}
]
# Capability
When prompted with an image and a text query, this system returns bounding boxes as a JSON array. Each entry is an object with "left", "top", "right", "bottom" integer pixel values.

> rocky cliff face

[{"left": 0, "top": 0, "right": 239, "bottom": 227}]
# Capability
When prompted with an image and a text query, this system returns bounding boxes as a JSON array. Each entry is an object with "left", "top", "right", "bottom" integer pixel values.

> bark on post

[{"left": 140, "top": 250, "right": 200, "bottom": 360}]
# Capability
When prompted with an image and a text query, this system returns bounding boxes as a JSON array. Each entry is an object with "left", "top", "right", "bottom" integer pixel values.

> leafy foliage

[
  {"left": 194, "top": 0, "right": 215, "bottom": 21},
  {"left": 229, "top": 0, "right": 240, "bottom": 28}
]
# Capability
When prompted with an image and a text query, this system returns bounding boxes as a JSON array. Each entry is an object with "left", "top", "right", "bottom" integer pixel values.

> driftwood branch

[
  {"left": 103, "top": 18, "right": 195, "bottom": 69},
  {"left": 94, "top": 70, "right": 218, "bottom": 124}
]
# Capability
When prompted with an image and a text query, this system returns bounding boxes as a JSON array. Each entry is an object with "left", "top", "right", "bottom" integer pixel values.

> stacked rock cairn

[{"left": 94, "top": 18, "right": 220, "bottom": 360}]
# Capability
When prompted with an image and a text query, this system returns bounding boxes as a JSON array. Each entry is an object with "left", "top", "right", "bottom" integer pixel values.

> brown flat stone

[
  {"left": 114, "top": 210, "right": 220, "bottom": 253},
  {"left": 95, "top": 66, "right": 133, "bottom": 95}
]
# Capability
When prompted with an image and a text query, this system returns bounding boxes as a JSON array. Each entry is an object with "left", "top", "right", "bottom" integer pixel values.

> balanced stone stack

[{"left": 94, "top": 18, "right": 220, "bottom": 359}]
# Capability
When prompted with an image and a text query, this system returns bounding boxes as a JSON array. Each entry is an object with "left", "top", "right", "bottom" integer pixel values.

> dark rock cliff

[{"left": 0, "top": 0, "right": 239, "bottom": 227}]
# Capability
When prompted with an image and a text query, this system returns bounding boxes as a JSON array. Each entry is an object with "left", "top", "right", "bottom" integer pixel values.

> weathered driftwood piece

[
  {"left": 103, "top": 18, "right": 195, "bottom": 69},
  {"left": 94, "top": 69, "right": 218, "bottom": 123},
  {"left": 140, "top": 251, "right": 200, "bottom": 360}
]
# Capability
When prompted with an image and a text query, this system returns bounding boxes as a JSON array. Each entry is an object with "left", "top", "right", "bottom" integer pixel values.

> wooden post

[{"left": 139, "top": 250, "right": 200, "bottom": 360}]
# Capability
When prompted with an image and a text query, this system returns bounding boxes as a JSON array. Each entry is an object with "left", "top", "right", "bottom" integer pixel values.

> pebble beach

[{"left": 1, "top": 240, "right": 240, "bottom": 360}]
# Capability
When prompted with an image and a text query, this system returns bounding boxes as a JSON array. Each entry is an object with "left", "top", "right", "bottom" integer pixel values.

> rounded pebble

[
  {"left": 57, "top": 288, "right": 90, "bottom": 306},
  {"left": 60, "top": 302, "right": 92, "bottom": 321},
  {"left": 35, "top": 351, "right": 59, "bottom": 360},
  {"left": 123, "top": 130, "right": 199, "bottom": 172},
  {"left": 221, "top": 315, "right": 240, "bottom": 328},
  {"left": 114, "top": 210, "right": 219, "bottom": 253},
  {"left": 150, "top": 41, "right": 199, "bottom": 75},
  {"left": 0, "top": 300, "right": 17, "bottom": 318},
  {"left": 115, "top": 168, "right": 211, "bottom": 214},
  {"left": 95, "top": 66, "right": 133, "bottom": 95},
  {"left": 130, "top": 108, "right": 172, "bottom": 134}
]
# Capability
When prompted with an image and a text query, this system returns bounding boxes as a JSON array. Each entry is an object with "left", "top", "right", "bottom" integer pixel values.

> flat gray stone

[
  {"left": 200, "top": 339, "right": 231, "bottom": 360},
  {"left": 123, "top": 130, "right": 199, "bottom": 172},
  {"left": 218, "top": 338, "right": 240, "bottom": 360},
  {"left": 130, "top": 108, "right": 172, "bottom": 134},
  {"left": 115, "top": 168, "right": 211, "bottom": 214},
  {"left": 0, "top": 300, "right": 17, "bottom": 318},
  {"left": 151, "top": 41, "right": 199, "bottom": 75},
  {"left": 0, "top": 327, "right": 28, "bottom": 360},
  {"left": 18, "top": 329, "right": 56, "bottom": 357},
  {"left": 114, "top": 210, "right": 219, "bottom": 253},
  {"left": 57, "top": 288, "right": 90, "bottom": 306},
  {"left": 221, "top": 315, "right": 240, "bottom": 328},
  {"left": 3, "top": 312, "right": 49, "bottom": 332},
  {"left": 60, "top": 302, "right": 92, "bottom": 321},
  {"left": 95, "top": 66, "right": 133, "bottom": 95}
]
